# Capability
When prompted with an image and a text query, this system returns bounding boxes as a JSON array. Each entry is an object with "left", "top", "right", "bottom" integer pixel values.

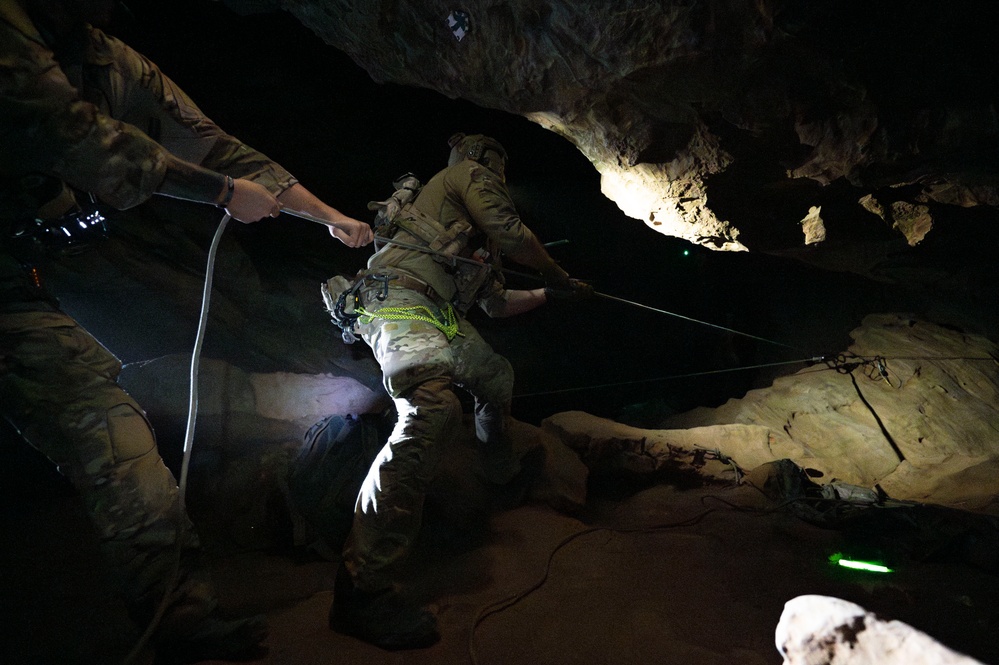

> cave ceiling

[{"left": 225, "top": 0, "right": 999, "bottom": 268}]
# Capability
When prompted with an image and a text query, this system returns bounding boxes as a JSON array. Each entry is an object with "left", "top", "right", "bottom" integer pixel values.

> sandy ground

[{"left": 4, "top": 437, "right": 998, "bottom": 665}]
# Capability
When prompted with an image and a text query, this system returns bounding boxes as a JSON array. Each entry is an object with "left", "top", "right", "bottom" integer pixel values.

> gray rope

[
  {"left": 514, "top": 357, "right": 825, "bottom": 399},
  {"left": 595, "top": 292, "right": 800, "bottom": 350},
  {"left": 124, "top": 211, "right": 230, "bottom": 663}
]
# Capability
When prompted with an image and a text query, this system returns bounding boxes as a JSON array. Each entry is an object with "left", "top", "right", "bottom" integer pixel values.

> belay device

[{"left": 322, "top": 274, "right": 363, "bottom": 344}]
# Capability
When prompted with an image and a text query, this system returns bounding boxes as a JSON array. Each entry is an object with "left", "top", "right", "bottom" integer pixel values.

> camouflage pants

[
  {"left": 0, "top": 303, "right": 217, "bottom": 629},
  {"left": 343, "top": 282, "right": 515, "bottom": 592}
]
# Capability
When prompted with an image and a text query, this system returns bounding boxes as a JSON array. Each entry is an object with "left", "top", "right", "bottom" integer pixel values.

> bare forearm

[
  {"left": 277, "top": 183, "right": 373, "bottom": 247},
  {"left": 277, "top": 183, "right": 345, "bottom": 221},
  {"left": 495, "top": 288, "right": 548, "bottom": 317}
]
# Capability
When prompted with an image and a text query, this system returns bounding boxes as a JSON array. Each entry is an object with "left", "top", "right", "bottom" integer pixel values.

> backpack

[{"left": 286, "top": 410, "right": 395, "bottom": 555}]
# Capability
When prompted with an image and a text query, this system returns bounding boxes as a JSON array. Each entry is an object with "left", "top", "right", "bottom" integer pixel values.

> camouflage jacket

[
  {"left": 367, "top": 159, "right": 541, "bottom": 315},
  {"left": 0, "top": 0, "right": 295, "bottom": 219}
]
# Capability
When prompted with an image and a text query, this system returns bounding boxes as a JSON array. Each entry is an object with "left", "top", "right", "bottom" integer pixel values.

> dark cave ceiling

[
  {"left": 121, "top": 0, "right": 999, "bottom": 297},
  {"left": 266, "top": 0, "right": 999, "bottom": 259}
]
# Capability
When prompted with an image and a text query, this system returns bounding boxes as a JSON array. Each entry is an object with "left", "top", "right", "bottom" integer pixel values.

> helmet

[{"left": 447, "top": 133, "right": 507, "bottom": 179}]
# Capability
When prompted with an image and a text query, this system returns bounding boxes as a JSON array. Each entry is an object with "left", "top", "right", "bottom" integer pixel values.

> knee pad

[{"left": 106, "top": 402, "right": 157, "bottom": 464}]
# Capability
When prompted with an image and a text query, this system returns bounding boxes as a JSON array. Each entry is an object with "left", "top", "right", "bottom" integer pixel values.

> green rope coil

[{"left": 357, "top": 302, "right": 462, "bottom": 340}]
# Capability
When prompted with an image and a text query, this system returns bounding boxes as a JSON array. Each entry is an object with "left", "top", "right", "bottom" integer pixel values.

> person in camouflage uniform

[
  {"left": 0, "top": 0, "right": 372, "bottom": 661},
  {"left": 325, "top": 132, "right": 591, "bottom": 649}
]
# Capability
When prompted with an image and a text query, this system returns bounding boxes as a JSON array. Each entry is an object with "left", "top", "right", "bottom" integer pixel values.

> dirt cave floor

[{"left": 3, "top": 440, "right": 999, "bottom": 665}]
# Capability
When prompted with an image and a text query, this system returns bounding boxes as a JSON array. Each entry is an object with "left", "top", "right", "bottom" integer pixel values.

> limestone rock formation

[
  {"left": 776, "top": 595, "right": 985, "bottom": 665},
  {"left": 542, "top": 313, "right": 999, "bottom": 513},
  {"left": 253, "top": 0, "right": 999, "bottom": 265}
]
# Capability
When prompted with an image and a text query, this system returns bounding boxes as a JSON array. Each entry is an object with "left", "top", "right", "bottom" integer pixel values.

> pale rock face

[
  {"left": 776, "top": 595, "right": 985, "bottom": 665},
  {"left": 542, "top": 313, "right": 999, "bottom": 513}
]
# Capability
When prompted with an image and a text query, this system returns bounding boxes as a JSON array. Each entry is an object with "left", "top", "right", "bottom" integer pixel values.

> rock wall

[
  {"left": 264, "top": 0, "right": 999, "bottom": 263},
  {"left": 542, "top": 313, "right": 999, "bottom": 513},
  {"left": 777, "top": 595, "right": 986, "bottom": 665}
]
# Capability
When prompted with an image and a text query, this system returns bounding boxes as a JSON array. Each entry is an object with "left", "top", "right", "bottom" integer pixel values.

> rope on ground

[
  {"left": 467, "top": 507, "right": 717, "bottom": 665},
  {"left": 466, "top": 487, "right": 888, "bottom": 665}
]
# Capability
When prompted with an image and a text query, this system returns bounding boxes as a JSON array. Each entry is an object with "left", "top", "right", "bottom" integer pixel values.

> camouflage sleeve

[
  {"left": 0, "top": 20, "right": 170, "bottom": 209},
  {"left": 0, "top": 17, "right": 295, "bottom": 210},
  {"left": 92, "top": 31, "right": 297, "bottom": 194},
  {"left": 448, "top": 163, "right": 537, "bottom": 254}
]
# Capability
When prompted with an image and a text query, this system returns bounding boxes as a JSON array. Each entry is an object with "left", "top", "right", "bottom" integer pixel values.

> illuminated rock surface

[
  {"left": 777, "top": 595, "right": 986, "bottom": 665},
  {"left": 269, "top": 0, "right": 999, "bottom": 262},
  {"left": 545, "top": 314, "right": 999, "bottom": 513}
]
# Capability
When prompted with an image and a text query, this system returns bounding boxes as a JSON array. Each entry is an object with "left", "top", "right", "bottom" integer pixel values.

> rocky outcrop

[
  {"left": 118, "top": 353, "right": 587, "bottom": 551},
  {"left": 542, "top": 313, "right": 999, "bottom": 513},
  {"left": 776, "top": 595, "right": 985, "bottom": 665},
  {"left": 260, "top": 0, "right": 999, "bottom": 266}
]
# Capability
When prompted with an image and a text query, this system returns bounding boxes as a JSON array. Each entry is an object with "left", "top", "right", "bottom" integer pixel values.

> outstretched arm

[
  {"left": 490, "top": 288, "right": 548, "bottom": 318},
  {"left": 277, "top": 184, "right": 374, "bottom": 247}
]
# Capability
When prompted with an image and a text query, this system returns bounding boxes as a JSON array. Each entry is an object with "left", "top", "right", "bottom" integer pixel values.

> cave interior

[{"left": 2, "top": 1, "right": 999, "bottom": 664}]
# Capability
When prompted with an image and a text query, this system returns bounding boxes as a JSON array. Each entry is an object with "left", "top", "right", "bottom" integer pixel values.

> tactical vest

[{"left": 368, "top": 174, "right": 498, "bottom": 313}]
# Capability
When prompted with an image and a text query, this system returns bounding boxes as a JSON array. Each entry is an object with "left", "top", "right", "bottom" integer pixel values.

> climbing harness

[
  {"left": 356, "top": 300, "right": 462, "bottom": 341},
  {"left": 323, "top": 270, "right": 464, "bottom": 343}
]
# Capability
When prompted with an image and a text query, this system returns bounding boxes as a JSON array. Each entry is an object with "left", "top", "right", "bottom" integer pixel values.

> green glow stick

[
  {"left": 829, "top": 552, "right": 893, "bottom": 573},
  {"left": 837, "top": 559, "right": 893, "bottom": 573}
]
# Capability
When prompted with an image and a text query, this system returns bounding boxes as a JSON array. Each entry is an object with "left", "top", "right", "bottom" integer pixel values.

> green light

[
  {"left": 838, "top": 559, "right": 893, "bottom": 573},
  {"left": 683, "top": 250, "right": 690, "bottom": 257},
  {"left": 829, "top": 552, "right": 893, "bottom": 573}
]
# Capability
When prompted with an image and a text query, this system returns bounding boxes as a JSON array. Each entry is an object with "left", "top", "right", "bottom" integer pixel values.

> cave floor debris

[{"left": 4, "top": 453, "right": 998, "bottom": 665}]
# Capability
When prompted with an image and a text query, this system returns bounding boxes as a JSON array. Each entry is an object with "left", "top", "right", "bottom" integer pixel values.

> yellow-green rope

[{"left": 357, "top": 302, "right": 462, "bottom": 340}]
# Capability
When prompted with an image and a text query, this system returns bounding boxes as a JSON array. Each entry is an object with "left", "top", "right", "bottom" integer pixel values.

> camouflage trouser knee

[
  {"left": 343, "top": 286, "right": 468, "bottom": 591},
  {"left": 451, "top": 321, "right": 517, "bottom": 480},
  {"left": 0, "top": 307, "right": 216, "bottom": 626}
]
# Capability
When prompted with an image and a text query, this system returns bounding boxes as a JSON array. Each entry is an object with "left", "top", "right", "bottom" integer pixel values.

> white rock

[{"left": 776, "top": 595, "right": 984, "bottom": 665}]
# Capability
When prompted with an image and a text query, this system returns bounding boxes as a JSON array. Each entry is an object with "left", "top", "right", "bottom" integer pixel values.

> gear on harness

[
  {"left": 368, "top": 173, "right": 422, "bottom": 243},
  {"left": 357, "top": 300, "right": 461, "bottom": 341},
  {"left": 322, "top": 275, "right": 364, "bottom": 344},
  {"left": 322, "top": 272, "right": 464, "bottom": 344}
]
